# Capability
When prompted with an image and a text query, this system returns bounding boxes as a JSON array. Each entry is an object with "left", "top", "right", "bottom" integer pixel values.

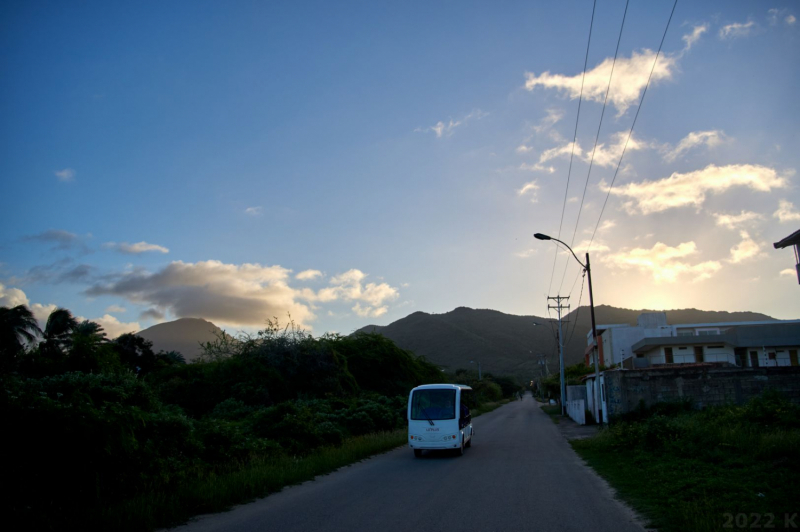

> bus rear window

[{"left": 411, "top": 389, "right": 456, "bottom": 420}]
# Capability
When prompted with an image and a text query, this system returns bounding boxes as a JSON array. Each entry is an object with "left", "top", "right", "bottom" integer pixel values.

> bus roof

[{"left": 411, "top": 384, "right": 473, "bottom": 392}]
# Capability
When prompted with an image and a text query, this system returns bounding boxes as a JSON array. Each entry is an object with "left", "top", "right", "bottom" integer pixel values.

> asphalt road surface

[{"left": 171, "top": 394, "right": 645, "bottom": 532}]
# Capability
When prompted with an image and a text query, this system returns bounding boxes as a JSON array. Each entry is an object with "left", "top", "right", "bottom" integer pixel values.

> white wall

[{"left": 644, "top": 345, "right": 736, "bottom": 365}]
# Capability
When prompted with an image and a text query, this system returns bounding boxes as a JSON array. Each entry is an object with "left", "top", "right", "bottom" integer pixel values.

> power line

[
  {"left": 557, "top": 0, "right": 630, "bottom": 295},
  {"left": 547, "top": 0, "right": 598, "bottom": 298},
  {"left": 588, "top": 0, "right": 678, "bottom": 251},
  {"left": 565, "top": 271, "right": 587, "bottom": 349}
]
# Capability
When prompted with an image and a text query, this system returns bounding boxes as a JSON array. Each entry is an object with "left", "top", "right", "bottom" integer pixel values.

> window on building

[
  {"left": 665, "top": 347, "right": 674, "bottom": 364},
  {"left": 749, "top": 351, "right": 759, "bottom": 368},
  {"left": 791, "top": 350, "right": 798, "bottom": 367},
  {"left": 697, "top": 329, "right": 720, "bottom": 336},
  {"left": 768, "top": 352, "right": 777, "bottom": 360},
  {"left": 694, "top": 346, "right": 704, "bottom": 363},
  {"left": 677, "top": 330, "right": 694, "bottom": 337}
]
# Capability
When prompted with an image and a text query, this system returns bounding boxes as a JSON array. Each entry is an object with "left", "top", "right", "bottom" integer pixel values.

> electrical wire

[
  {"left": 587, "top": 0, "right": 679, "bottom": 251},
  {"left": 547, "top": 0, "right": 597, "bottom": 298},
  {"left": 557, "top": 0, "right": 630, "bottom": 295}
]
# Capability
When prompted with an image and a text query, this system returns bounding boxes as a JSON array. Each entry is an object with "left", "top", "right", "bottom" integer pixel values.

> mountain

[
  {"left": 357, "top": 306, "right": 777, "bottom": 381},
  {"left": 136, "top": 318, "right": 224, "bottom": 361}
]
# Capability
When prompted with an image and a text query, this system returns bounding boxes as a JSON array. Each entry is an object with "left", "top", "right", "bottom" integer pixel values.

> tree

[
  {"left": 69, "top": 320, "right": 118, "bottom": 373},
  {"left": 38, "top": 308, "right": 79, "bottom": 365},
  {"left": 0, "top": 305, "right": 42, "bottom": 372},
  {"left": 113, "top": 333, "right": 157, "bottom": 375}
]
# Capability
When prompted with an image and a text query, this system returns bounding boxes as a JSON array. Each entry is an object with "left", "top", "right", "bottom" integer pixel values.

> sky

[{"left": 1, "top": 0, "right": 799, "bottom": 339}]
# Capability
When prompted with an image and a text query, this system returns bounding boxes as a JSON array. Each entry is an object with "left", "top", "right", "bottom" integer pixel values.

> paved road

[{"left": 172, "top": 395, "right": 644, "bottom": 532}]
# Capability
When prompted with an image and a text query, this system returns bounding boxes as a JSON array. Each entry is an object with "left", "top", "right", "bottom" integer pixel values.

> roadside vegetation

[
  {"left": 572, "top": 391, "right": 800, "bottom": 532},
  {"left": 1, "top": 304, "right": 522, "bottom": 531}
]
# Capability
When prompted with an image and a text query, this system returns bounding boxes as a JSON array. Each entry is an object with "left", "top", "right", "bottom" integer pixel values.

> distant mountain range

[
  {"left": 357, "top": 306, "right": 777, "bottom": 381},
  {"left": 137, "top": 306, "right": 778, "bottom": 376},
  {"left": 137, "top": 318, "right": 224, "bottom": 361}
]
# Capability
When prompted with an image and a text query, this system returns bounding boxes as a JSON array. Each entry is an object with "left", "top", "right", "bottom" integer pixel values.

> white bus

[{"left": 407, "top": 384, "right": 473, "bottom": 457}]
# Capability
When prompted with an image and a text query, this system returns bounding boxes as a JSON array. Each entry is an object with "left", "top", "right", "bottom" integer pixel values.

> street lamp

[
  {"left": 469, "top": 360, "right": 482, "bottom": 380},
  {"left": 534, "top": 232, "right": 602, "bottom": 424}
]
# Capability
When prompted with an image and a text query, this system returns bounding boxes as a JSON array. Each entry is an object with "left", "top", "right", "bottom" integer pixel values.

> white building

[{"left": 586, "top": 313, "right": 800, "bottom": 369}]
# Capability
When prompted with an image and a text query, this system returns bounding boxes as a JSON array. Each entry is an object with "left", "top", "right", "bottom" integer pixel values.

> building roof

[
  {"left": 774, "top": 228, "right": 800, "bottom": 249},
  {"left": 631, "top": 322, "right": 800, "bottom": 354},
  {"left": 631, "top": 335, "right": 736, "bottom": 354}
]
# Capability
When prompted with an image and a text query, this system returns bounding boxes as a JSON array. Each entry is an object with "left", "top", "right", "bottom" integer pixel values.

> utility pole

[{"left": 548, "top": 295, "right": 569, "bottom": 416}]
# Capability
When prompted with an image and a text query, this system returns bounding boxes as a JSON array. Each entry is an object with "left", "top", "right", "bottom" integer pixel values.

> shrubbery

[
  {"left": 2, "top": 307, "right": 522, "bottom": 529},
  {"left": 573, "top": 391, "right": 800, "bottom": 532}
]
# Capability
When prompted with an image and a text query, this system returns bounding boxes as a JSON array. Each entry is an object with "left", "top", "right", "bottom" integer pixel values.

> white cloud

[
  {"left": 780, "top": 268, "right": 796, "bottom": 277},
  {"left": 728, "top": 231, "right": 766, "bottom": 264},
  {"left": 773, "top": 199, "right": 800, "bottom": 223},
  {"left": 296, "top": 269, "right": 323, "bottom": 281},
  {"left": 245, "top": 206, "right": 263, "bottom": 216},
  {"left": 538, "top": 142, "right": 583, "bottom": 164},
  {"left": 572, "top": 239, "right": 610, "bottom": 254},
  {"left": 352, "top": 303, "right": 388, "bottom": 318},
  {"left": 601, "top": 241, "right": 722, "bottom": 283},
  {"left": 0, "top": 283, "right": 31, "bottom": 308},
  {"left": 719, "top": 20, "right": 756, "bottom": 39},
  {"left": 54, "top": 168, "right": 76, "bottom": 182},
  {"left": 31, "top": 303, "right": 58, "bottom": 326},
  {"left": 515, "top": 248, "right": 538, "bottom": 258},
  {"left": 682, "top": 24, "right": 708, "bottom": 51},
  {"left": 0, "top": 284, "right": 60, "bottom": 329},
  {"left": 105, "top": 305, "right": 126, "bottom": 313},
  {"left": 104, "top": 241, "right": 170, "bottom": 254},
  {"left": 517, "top": 181, "right": 540, "bottom": 203},
  {"left": 608, "top": 164, "right": 790, "bottom": 214},
  {"left": 768, "top": 8, "right": 796, "bottom": 26},
  {"left": 596, "top": 220, "right": 616, "bottom": 233},
  {"left": 516, "top": 145, "right": 533, "bottom": 153},
  {"left": 713, "top": 211, "right": 764, "bottom": 230},
  {"left": 86, "top": 260, "right": 318, "bottom": 329},
  {"left": 533, "top": 108, "right": 565, "bottom": 133},
  {"left": 416, "top": 109, "right": 488, "bottom": 138},
  {"left": 316, "top": 269, "right": 399, "bottom": 318},
  {"left": 536, "top": 132, "right": 649, "bottom": 169},
  {"left": 91, "top": 314, "right": 141, "bottom": 339},
  {"left": 663, "top": 130, "right": 726, "bottom": 162},
  {"left": 525, "top": 49, "right": 679, "bottom": 115},
  {"left": 519, "top": 163, "right": 556, "bottom": 174}
]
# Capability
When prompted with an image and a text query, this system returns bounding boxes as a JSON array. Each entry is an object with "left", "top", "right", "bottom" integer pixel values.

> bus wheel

[{"left": 414, "top": 449, "right": 422, "bottom": 458}]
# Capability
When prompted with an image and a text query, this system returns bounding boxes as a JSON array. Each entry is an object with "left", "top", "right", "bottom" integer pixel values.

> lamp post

[
  {"left": 534, "top": 233, "right": 602, "bottom": 424},
  {"left": 469, "top": 360, "right": 482, "bottom": 380}
]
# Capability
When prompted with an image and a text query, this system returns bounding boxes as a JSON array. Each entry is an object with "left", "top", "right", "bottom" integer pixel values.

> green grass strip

[
  {"left": 571, "top": 424, "right": 800, "bottom": 531},
  {"left": 94, "top": 429, "right": 407, "bottom": 531}
]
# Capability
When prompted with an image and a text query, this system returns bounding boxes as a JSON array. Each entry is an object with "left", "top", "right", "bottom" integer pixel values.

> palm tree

[
  {"left": 41, "top": 308, "right": 78, "bottom": 357},
  {"left": 0, "top": 305, "right": 42, "bottom": 371},
  {"left": 69, "top": 320, "right": 112, "bottom": 373},
  {"left": 72, "top": 320, "right": 108, "bottom": 347}
]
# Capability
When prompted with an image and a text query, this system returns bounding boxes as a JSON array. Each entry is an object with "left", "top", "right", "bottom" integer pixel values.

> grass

[
  {"left": 540, "top": 403, "right": 561, "bottom": 423},
  {"left": 570, "top": 394, "right": 800, "bottom": 532},
  {"left": 90, "top": 396, "right": 517, "bottom": 531},
  {"left": 473, "top": 397, "right": 514, "bottom": 417},
  {"left": 91, "top": 429, "right": 407, "bottom": 531}
]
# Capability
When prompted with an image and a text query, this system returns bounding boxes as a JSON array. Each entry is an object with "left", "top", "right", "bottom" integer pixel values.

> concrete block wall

[{"left": 604, "top": 366, "right": 800, "bottom": 419}]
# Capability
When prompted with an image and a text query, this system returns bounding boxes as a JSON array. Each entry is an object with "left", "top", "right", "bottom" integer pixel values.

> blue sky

[{"left": 1, "top": 0, "right": 799, "bottom": 338}]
